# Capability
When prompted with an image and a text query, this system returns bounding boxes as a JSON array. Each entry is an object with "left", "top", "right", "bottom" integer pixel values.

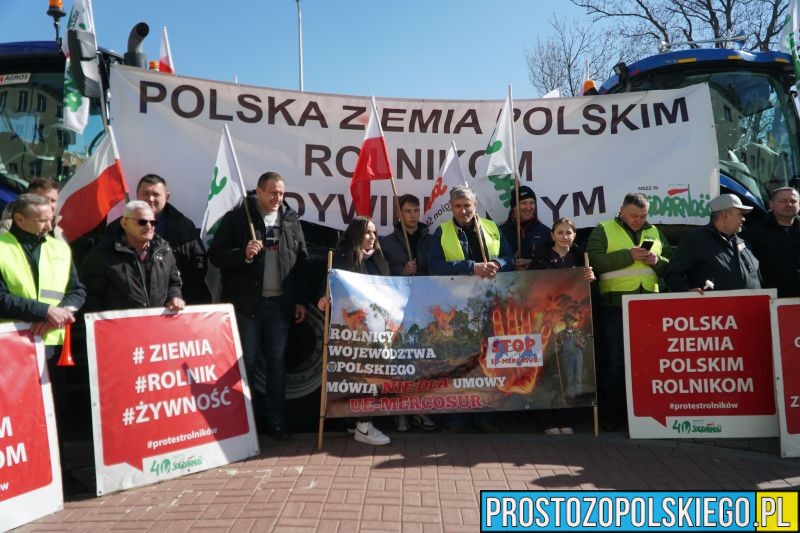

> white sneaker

[
  {"left": 544, "top": 427, "right": 561, "bottom": 435},
  {"left": 354, "top": 421, "right": 391, "bottom": 446},
  {"left": 395, "top": 415, "right": 409, "bottom": 432},
  {"left": 559, "top": 427, "right": 575, "bottom": 435}
]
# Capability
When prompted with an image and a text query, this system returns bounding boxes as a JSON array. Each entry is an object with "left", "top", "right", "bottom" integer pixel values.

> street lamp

[{"left": 296, "top": 0, "right": 304, "bottom": 92}]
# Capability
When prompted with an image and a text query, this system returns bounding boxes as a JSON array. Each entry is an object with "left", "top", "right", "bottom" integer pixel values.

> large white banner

[{"left": 110, "top": 66, "right": 719, "bottom": 231}]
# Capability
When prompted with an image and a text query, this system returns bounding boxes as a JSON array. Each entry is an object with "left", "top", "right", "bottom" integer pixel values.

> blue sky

[{"left": 2, "top": 0, "right": 586, "bottom": 99}]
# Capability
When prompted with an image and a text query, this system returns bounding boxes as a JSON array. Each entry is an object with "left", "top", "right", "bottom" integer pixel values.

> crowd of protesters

[{"left": 1, "top": 170, "right": 798, "bottom": 457}]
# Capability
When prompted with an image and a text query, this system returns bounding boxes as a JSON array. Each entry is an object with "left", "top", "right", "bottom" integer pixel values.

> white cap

[{"left": 709, "top": 194, "right": 753, "bottom": 213}]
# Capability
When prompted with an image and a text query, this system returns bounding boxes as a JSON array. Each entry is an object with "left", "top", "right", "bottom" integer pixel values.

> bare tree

[
  {"left": 571, "top": 0, "right": 787, "bottom": 52},
  {"left": 525, "top": 16, "right": 637, "bottom": 97}
]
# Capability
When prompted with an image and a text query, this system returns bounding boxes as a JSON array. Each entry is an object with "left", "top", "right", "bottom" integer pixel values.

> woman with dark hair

[
  {"left": 318, "top": 216, "right": 391, "bottom": 445},
  {"left": 528, "top": 218, "right": 595, "bottom": 435},
  {"left": 331, "top": 216, "right": 390, "bottom": 275}
]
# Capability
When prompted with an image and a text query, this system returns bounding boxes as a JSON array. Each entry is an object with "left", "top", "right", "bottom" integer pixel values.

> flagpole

[
  {"left": 223, "top": 125, "right": 257, "bottom": 241},
  {"left": 508, "top": 85, "right": 521, "bottom": 261},
  {"left": 389, "top": 179, "right": 413, "bottom": 261},
  {"left": 317, "top": 250, "right": 333, "bottom": 450},
  {"left": 372, "top": 96, "right": 412, "bottom": 261},
  {"left": 472, "top": 213, "right": 489, "bottom": 264}
]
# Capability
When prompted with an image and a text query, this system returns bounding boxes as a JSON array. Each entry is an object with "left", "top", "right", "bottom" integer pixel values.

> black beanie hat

[{"left": 509, "top": 185, "right": 537, "bottom": 208}]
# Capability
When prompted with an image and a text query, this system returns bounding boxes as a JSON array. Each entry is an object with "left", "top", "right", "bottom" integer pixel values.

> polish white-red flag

[
  {"left": 350, "top": 97, "right": 393, "bottom": 216},
  {"left": 56, "top": 126, "right": 129, "bottom": 242},
  {"left": 159, "top": 26, "right": 175, "bottom": 74}
]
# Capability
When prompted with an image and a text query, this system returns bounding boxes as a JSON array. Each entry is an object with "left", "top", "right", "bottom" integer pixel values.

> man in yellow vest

[
  {"left": 427, "top": 185, "right": 514, "bottom": 433},
  {"left": 0, "top": 194, "right": 85, "bottom": 354},
  {"left": 427, "top": 185, "right": 514, "bottom": 277},
  {"left": 586, "top": 192, "right": 671, "bottom": 432},
  {"left": 0, "top": 193, "right": 87, "bottom": 493}
]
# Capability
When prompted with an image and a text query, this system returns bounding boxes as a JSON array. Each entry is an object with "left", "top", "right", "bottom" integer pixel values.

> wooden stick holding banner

[
  {"left": 317, "top": 250, "right": 334, "bottom": 450},
  {"left": 508, "top": 85, "right": 522, "bottom": 262},
  {"left": 223, "top": 125, "right": 257, "bottom": 241},
  {"left": 473, "top": 213, "right": 489, "bottom": 264},
  {"left": 389, "top": 178, "right": 413, "bottom": 262},
  {"left": 584, "top": 252, "right": 599, "bottom": 437}
]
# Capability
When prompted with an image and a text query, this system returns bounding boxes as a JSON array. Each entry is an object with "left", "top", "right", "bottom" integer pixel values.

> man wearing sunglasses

[
  {"left": 81, "top": 201, "right": 185, "bottom": 313},
  {"left": 106, "top": 174, "right": 209, "bottom": 304}
]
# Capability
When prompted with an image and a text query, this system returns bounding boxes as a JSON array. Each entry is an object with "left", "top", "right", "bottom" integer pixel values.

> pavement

[{"left": 16, "top": 429, "right": 800, "bottom": 532}]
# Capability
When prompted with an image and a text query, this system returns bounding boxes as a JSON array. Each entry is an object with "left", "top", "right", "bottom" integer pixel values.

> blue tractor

[{"left": 600, "top": 45, "right": 800, "bottom": 224}]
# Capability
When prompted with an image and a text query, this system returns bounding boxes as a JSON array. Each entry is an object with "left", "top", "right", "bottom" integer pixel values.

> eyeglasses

[{"left": 126, "top": 217, "right": 157, "bottom": 227}]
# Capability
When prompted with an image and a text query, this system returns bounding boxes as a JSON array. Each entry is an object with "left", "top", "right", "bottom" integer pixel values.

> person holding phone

[{"left": 586, "top": 193, "right": 672, "bottom": 432}]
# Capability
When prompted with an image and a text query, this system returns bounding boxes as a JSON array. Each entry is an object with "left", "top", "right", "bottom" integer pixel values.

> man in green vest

[
  {"left": 0, "top": 194, "right": 85, "bottom": 354},
  {"left": 427, "top": 185, "right": 514, "bottom": 277},
  {"left": 586, "top": 192, "right": 671, "bottom": 432}
]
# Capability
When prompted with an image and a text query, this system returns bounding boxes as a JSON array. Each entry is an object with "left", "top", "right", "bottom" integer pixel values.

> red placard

[
  {"left": 0, "top": 330, "right": 52, "bottom": 502},
  {"left": 625, "top": 291, "right": 776, "bottom": 438},
  {"left": 776, "top": 303, "right": 800, "bottom": 435},
  {"left": 89, "top": 309, "right": 251, "bottom": 473}
]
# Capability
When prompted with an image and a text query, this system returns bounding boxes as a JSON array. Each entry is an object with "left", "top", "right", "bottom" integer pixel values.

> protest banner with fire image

[{"left": 323, "top": 269, "right": 596, "bottom": 418}]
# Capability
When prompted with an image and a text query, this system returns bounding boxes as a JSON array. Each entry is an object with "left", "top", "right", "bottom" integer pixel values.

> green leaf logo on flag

[
  {"left": 207, "top": 166, "right": 228, "bottom": 201},
  {"left": 63, "top": 67, "right": 83, "bottom": 113},
  {"left": 485, "top": 139, "right": 503, "bottom": 155},
  {"left": 203, "top": 218, "right": 223, "bottom": 248},
  {"left": 488, "top": 173, "right": 514, "bottom": 207}
]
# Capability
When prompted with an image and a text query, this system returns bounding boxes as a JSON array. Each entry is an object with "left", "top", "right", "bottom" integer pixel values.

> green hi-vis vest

[
  {"left": 440, "top": 219, "right": 501, "bottom": 261},
  {"left": 597, "top": 220, "right": 661, "bottom": 295},
  {"left": 0, "top": 232, "right": 71, "bottom": 345}
]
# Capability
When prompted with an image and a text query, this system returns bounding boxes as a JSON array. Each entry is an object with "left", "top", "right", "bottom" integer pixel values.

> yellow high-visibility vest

[
  {"left": 597, "top": 220, "right": 661, "bottom": 294},
  {"left": 0, "top": 232, "right": 72, "bottom": 345},
  {"left": 440, "top": 219, "right": 501, "bottom": 261}
]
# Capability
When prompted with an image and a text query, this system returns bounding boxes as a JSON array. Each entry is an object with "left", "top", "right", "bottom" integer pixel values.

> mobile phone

[{"left": 641, "top": 240, "right": 654, "bottom": 251}]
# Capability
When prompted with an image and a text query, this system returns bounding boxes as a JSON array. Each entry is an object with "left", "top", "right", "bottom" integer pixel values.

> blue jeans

[{"left": 237, "top": 297, "right": 291, "bottom": 429}]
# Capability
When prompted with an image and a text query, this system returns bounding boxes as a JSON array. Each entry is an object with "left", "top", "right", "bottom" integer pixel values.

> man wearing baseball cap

[{"left": 665, "top": 194, "right": 761, "bottom": 292}]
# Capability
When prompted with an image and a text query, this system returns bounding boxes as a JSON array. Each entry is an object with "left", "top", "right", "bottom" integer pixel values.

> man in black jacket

[
  {"left": 742, "top": 187, "right": 800, "bottom": 297},
  {"left": 380, "top": 194, "right": 437, "bottom": 432},
  {"left": 381, "top": 194, "right": 430, "bottom": 276},
  {"left": 208, "top": 171, "right": 309, "bottom": 440},
  {"left": 82, "top": 201, "right": 185, "bottom": 313},
  {"left": 107, "top": 174, "right": 209, "bottom": 304},
  {"left": 665, "top": 194, "right": 761, "bottom": 292}
]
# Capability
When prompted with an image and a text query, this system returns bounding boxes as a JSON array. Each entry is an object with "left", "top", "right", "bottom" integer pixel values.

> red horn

[{"left": 57, "top": 322, "right": 75, "bottom": 367}]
